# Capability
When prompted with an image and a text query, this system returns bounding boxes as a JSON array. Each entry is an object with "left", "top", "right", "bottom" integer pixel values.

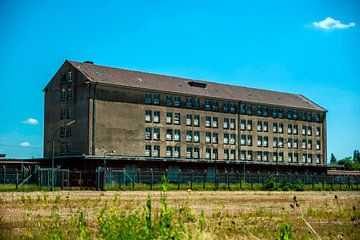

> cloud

[
  {"left": 19, "top": 142, "right": 31, "bottom": 147},
  {"left": 22, "top": 118, "right": 39, "bottom": 125},
  {"left": 313, "top": 17, "right": 355, "bottom": 30}
]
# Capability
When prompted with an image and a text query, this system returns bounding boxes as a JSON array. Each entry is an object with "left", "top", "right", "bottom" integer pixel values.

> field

[{"left": 0, "top": 190, "right": 360, "bottom": 239}]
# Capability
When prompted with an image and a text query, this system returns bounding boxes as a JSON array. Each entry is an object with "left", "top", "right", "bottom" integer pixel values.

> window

[
  {"left": 315, "top": 113, "right": 320, "bottom": 122},
  {"left": 66, "top": 126, "right": 72, "bottom": 137},
  {"left": 272, "top": 109, "right": 278, "bottom": 118},
  {"left": 212, "top": 132, "right": 218, "bottom": 144},
  {"left": 67, "top": 107, "right": 72, "bottom": 118},
  {"left": 294, "top": 153, "right": 298, "bottom": 163},
  {"left": 212, "top": 101, "right": 219, "bottom": 111},
  {"left": 273, "top": 152, "right": 278, "bottom": 162},
  {"left": 288, "top": 153, "right": 293, "bottom": 162},
  {"left": 278, "top": 109, "right": 283, "bottom": 119},
  {"left": 278, "top": 123, "right": 283, "bottom": 133},
  {"left": 154, "top": 111, "right": 160, "bottom": 123},
  {"left": 224, "top": 133, "right": 229, "bottom": 144},
  {"left": 205, "top": 148, "right": 211, "bottom": 159},
  {"left": 247, "top": 120, "right": 252, "bottom": 131},
  {"left": 247, "top": 151, "right": 252, "bottom": 161},
  {"left": 174, "top": 96, "right": 181, "bottom": 107},
  {"left": 263, "top": 107, "right": 268, "bottom": 117},
  {"left": 145, "top": 145, "right": 151, "bottom": 157},
  {"left": 247, "top": 135, "right": 252, "bottom": 146},
  {"left": 145, "top": 110, "right": 152, "bottom": 122},
  {"left": 230, "top": 150, "right": 236, "bottom": 160},
  {"left": 287, "top": 124, "right": 292, "bottom": 134},
  {"left": 287, "top": 139, "right": 292, "bottom": 148},
  {"left": 287, "top": 110, "right": 292, "bottom": 119},
  {"left": 166, "top": 146, "right": 173, "bottom": 158},
  {"left": 263, "top": 122, "right": 268, "bottom": 132},
  {"left": 60, "top": 89, "right": 66, "bottom": 101},
  {"left": 293, "top": 111, "right": 298, "bottom": 120},
  {"left": 263, "top": 152, "right": 269, "bottom": 161},
  {"left": 316, "top": 140, "right": 320, "bottom": 150},
  {"left": 293, "top": 125, "right": 298, "bottom": 135},
  {"left": 66, "top": 71, "right": 73, "bottom": 83},
  {"left": 240, "top": 120, "right": 246, "bottom": 130},
  {"left": 186, "top": 115, "right": 192, "bottom": 126},
  {"left": 301, "top": 112, "right": 306, "bottom": 121},
  {"left": 153, "top": 128, "right": 160, "bottom": 140},
  {"left": 307, "top": 126, "right": 312, "bottom": 136},
  {"left": 240, "top": 104, "right": 246, "bottom": 114},
  {"left": 257, "top": 136, "right": 262, "bottom": 147},
  {"left": 194, "top": 115, "right": 200, "bottom": 126},
  {"left": 145, "top": 128, "right": 152, "bottom": 140},
  {"left": 193, "top": 98, "right": 200, "bottom": 108},
  {"left": 257, "top": 121, "right": 262, "bottom": 132},
  {"left": 308, "top": 140, "right": 312, "bottom": 150},
  {"left": 153, "top": 94, "right": 160, "bottom": 105},
  {"left": 174, "top": 147, "right": 180, "bottom": 158},
  {"left": 194, "top": 131, "right": 200, "bottom": 143},
  {"left": 223, "top": 102, "right": 229, "bottom": 113},
  {"left": 60, "top": 142, "right": 66, "bottom": 155},
  {"left": 316, "top": 154, "right": 321, "bottom": 164},
  {"left": 302, "top": 140, "right": 306, "bottom": 149},
  {"left": 186, "top": 131, "right": 192, "bottom": 142},
  {"left": 186, "top": 98, "right": 193, "bottom": 108},
  {"left": 279, "top": 152, "right": 284, "bottom": 162},
  {"left": 307, "top": 112, "right": 312, "bottom": 122},
  {"left": 241, "top": 135, "right": 246, "bottom": 146},
  {"left": 213, "top": 149, "right": 218, "bottom": 160},
  {"left": 230, "top": 118, "right": 236, "bottom": 129},
  {"left": 246, "top": 105, "right": 252, "bottom": 115},
  {"left": 273, "top": 123, "right": 277, "bottom": 133},
  {"left": 186, "top": 147, "right": 192, "bottom": 158},
  {"left": 67, "top": 89, "right": 72, "bottom": 100},
  {"left": 212, "top": 117, "right": 218, "bottom": 128},
  {"left": 60, "top": 108, "right": 66, "bottom": 119},
  {"left": 205, "top": 100, "right": 211, "bottom": 110},
  {"left": 316, "top": 127, "right": 320, "bottom": 137},
  {"left": 223, "top": 118, "right": 229, "bottom": 129},
  {"left": 166, "top": 112, "right": 173, "bottom": 124},
  {"left": 205, "top": 132, "right": 211, "bottom": 143},
  {"left": 302, "top": 154, "right": 307, "bottom": 163},
  {"left": 174, "top": 113, "right": 180, "bottom": 125},
  {"left": 302, "top": 126, "right": 306, "bottom": 135},
  {"left": 240, "top": 150, "right": 246, "bottom": 160},
  {"left": 224, "top": 149, "right": 229, "bottom": 160},
  {"left": 145, "top": 93, "right": 152, "bottom": 104},
  {"left": 205, "top": 116, "right": 211, "bottom": 127},
  {"left": 194, "top": 148, "right": 200, "bottom": 159},
  {"left": 166, "top": 96, "right": 173, "bottom": 107},
  {"left": 153, "top": 145, "right": 160, "bottom": 157},
  {"left": 263, "top": 137, "right": 269, "bottom": 147},
  {"left": 294, "top": 139, "right": 298, "bottom": 149},
  {"left": 257, "top": 106, "right": 262, "bottom": 116},
  {"left": 230, "top": 134, "right": 236, "bottom": 145},
  {"left": 174, "top": 130, "right": 180, "bottom": 141},
  {"left": 273, "top": 137, "right": 278, "bottom": 147},
  {"left": 60, "top": 127, "right": 65, "bottom": 137},
  {"left": 229, "top": 103, "right": 236, "bottom": 113},
  {"left": 279, "top": 138, "right": 284, "bottom": 148},
  {"left": 61, "top": 73, "right": 66, "bottom": 83},
  {"left": 166, "top": 129, "right": 173, "bottom": 141},
  {"left": 257, "top": 151, "right": 262, "bottom": 161}
]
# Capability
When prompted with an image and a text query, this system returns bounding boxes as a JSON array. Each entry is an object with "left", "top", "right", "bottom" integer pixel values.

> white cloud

[
  {"left": 22, "top": 118, "right": 39, "bottom": 125},
  {"left": 19, "top": 142, "right": 31, "bottom": 147},
  {"left": 313, "top": 17, "right": 355, "bottom": 30}
]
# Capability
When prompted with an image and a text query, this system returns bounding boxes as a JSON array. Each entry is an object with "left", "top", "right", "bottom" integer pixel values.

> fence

[
  {"left": 1, "top": 165, "right": 360, "bottom": 191},
  {"left": 98, "top": 167, "right": 360, "bottom": 191}
]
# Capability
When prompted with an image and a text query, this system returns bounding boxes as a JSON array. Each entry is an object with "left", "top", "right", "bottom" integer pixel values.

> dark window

[
  {"left": 293, "top": 111, "right": 298, "bottom": 120},
  {"left": 166, "top": 96, "right": 173, "bottom": 107},
  {"left": 153, "top": 94, "right": 160, "bottom": 105},
  {"left": 174, "top": 96, "right": 181, "bottom": 107},
  {"left": 257, "top": 106, "right": 262, "bottom": 116},
  {"left": 272, "top": 108, "right": 278, "bottom": 118},
  {"left": 229, "top": 103, "right": 236, "bottom": 113},
  {"left": 61, "top": 74, "right": 66, "bottom": 83},
  {"left": 315, "top": 113, "right": 320, "bottom": 122},
  {"left": 67, "top": 89, "right": 73, "bottom": 100},
  {"left": 60, "top": 89, "right": 66, "bottom": 101},
  {"left": 66, "top": 126, "right": 72, "bottom": 136},
  {"left": 67, "top": 107, "right": 72, "bottom": 118},
  {"left": 205, "top": 100, "right": 211, "bottom": 110},
  {"left": 278, "top": 109, "right": 283, "bottom": 119},
  {"left": 60, "top": 108, "right": 66, "bottom": 119},
  {"left": 60, "top": 142, "right": 66, "bottom": 155},
  {"left": 145, "top": 93, "right": 152, "bottom": 104},
  {"left": 60, "top": 127, "right": 65, "bottom": 137},
  {"left": 66, "top": 71, "right": 73, "bottom": 83},
  {"left": 193, "top": 98, "right": 200, "bottom": 108},
  {"left": 301, "top": 112, "right": 306, "bottom": 121},
  {"left": 212, "top": 101, "right": 219, "bottom": 111},
  {"left": 240, "top": 104, "right": 246, "bottom": 114},
  {"left": 263, "top": 107, "right": 268, "bottom": 117},
  {"left": 246, "top": 105, "right": 252, "bottom": 115},
  {"left": 223, "top": 102, "right": 229, "bottom": 113},
  {"left": 287, "top": 110, "right": 292, "bottom": 119},
  {"left": 185, "top": 98, "right": 193, "bottom": 108},
  {"left": 307, "top": 112, "right": 312, "bottom": 121}
]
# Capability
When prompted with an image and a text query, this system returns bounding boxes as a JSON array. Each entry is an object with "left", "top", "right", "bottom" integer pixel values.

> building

[{"left": 43, "top": 60, "right": 327, "bottom": 169}]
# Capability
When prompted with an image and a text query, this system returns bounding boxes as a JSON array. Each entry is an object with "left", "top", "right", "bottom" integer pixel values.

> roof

[{"left": 67, "top": 60, "right": 326, "bottom": 112}]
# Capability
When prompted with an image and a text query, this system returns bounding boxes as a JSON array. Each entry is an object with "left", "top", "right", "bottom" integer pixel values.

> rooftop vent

[
  {"left": 84, "top": 61, "right": 94, "bottom": 64},
  {"left": 188, "top": 81, "right": 207, "bottom": 88}
]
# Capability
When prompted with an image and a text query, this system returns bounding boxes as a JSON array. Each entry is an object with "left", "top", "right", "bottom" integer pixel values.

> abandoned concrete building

[{"left": 43, "top": 60, "right": 327, "bottom": 171}]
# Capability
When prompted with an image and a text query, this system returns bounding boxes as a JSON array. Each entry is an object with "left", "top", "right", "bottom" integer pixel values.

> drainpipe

[{"left": 92, "top": 84, "right": 97, "bottom": 155}]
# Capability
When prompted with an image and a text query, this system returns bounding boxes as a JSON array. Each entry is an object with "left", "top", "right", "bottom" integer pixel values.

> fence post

[
  {"left": 190, "top": 169, "right": 194, "bottom": 190},
  {"left": 312, "top": 174, "right": 315, "bottom": 190},
  {"left": 16, "top": 169, "right": 19, "bottom": 190},
  {"left": 3, "top": 166, "right": 6, "bottom": 185},
  {"left": 119, "top": 169, "right": 122, "bottom": 190},
  {"left": 340, "top": 176, "right": 342, "bottom": 190},
  {"left": 257, "top": 171, "right": 261, "bottom": 186},
  {"left": 225, "top": 170, "right": 229, "bottom": 189},
  {"left": 203, "top": 170, "right": 207, "bottom": 189},
  {"left": 137, "top": 168, "right": 141, "bottom": 184},
  {"left": 238, "top": 171, "right": 242, "bottom": 190},
  {"left": 150, "top": 168, "right": 153, "bottom": 190},
  {"left": 215, "top": 170, "right": 218, "bottom": 190},
  {"left": 330, "top": 175, "right": 333, "bottom": 190},
  {"left": 177, "top": 169, "right": 181, "bottom": 190},
  {"left": 132, "top": 172, "right": 135, "bottom": 190},
  {"left": 248, "top": 171, "right": 253, "bottom": 190},
  {"left": 322, "top": 173, "right": 325, "bottom": 189}
]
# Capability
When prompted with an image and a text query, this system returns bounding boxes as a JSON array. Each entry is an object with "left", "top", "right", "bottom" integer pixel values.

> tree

[
  {"left": 353, "top": 150, "right": 360, "bottom": 164},
  {"left": 330, "top": 153, "right": 337, "bottom": 164}
]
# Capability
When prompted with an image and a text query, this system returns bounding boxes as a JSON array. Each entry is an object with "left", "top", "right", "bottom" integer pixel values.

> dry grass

[{"left": 0, "top": 191, "right": 359, "bottom": 239}]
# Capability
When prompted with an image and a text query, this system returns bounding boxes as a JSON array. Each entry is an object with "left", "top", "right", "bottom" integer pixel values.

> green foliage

[
  {"left": 278, "top": 223, "right": 292, "bottom": 240},
  {"left": 330, "top": 153, "right": 337, "bottom": 164},
  {"left": 199, "top": 209, "right": 206, "bottom": 232},
  {"left": 264, "top": 175, "right": 277, "bottom": 190}
]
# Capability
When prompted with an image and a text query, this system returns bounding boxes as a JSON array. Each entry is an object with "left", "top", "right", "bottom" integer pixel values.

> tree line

[{"left": 330, "top": 149, "right": 360, "bottom": 170}]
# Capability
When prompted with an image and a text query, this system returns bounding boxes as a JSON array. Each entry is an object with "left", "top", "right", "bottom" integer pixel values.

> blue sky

[{"left": 0, "top": 0, "right": 359, "bottom": 161}]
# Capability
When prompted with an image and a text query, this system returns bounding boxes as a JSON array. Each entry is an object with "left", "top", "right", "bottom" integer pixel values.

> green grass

[{"left": 0, "top": 184, "right": 61, "bottom": 192}]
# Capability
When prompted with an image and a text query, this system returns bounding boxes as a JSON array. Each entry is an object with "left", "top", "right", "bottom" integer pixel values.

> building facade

[{"left": 44, "top": 60, "right": 327, "bottom": 166}]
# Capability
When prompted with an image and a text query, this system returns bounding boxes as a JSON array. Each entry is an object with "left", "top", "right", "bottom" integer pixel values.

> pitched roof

[{"left": 67, "top": 60, "right": 326, "bottom": 112}]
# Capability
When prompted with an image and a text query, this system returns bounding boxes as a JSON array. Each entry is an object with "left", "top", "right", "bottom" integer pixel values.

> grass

[{"left": 0, "top": 190, "right": 359, "bottom": 239}]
